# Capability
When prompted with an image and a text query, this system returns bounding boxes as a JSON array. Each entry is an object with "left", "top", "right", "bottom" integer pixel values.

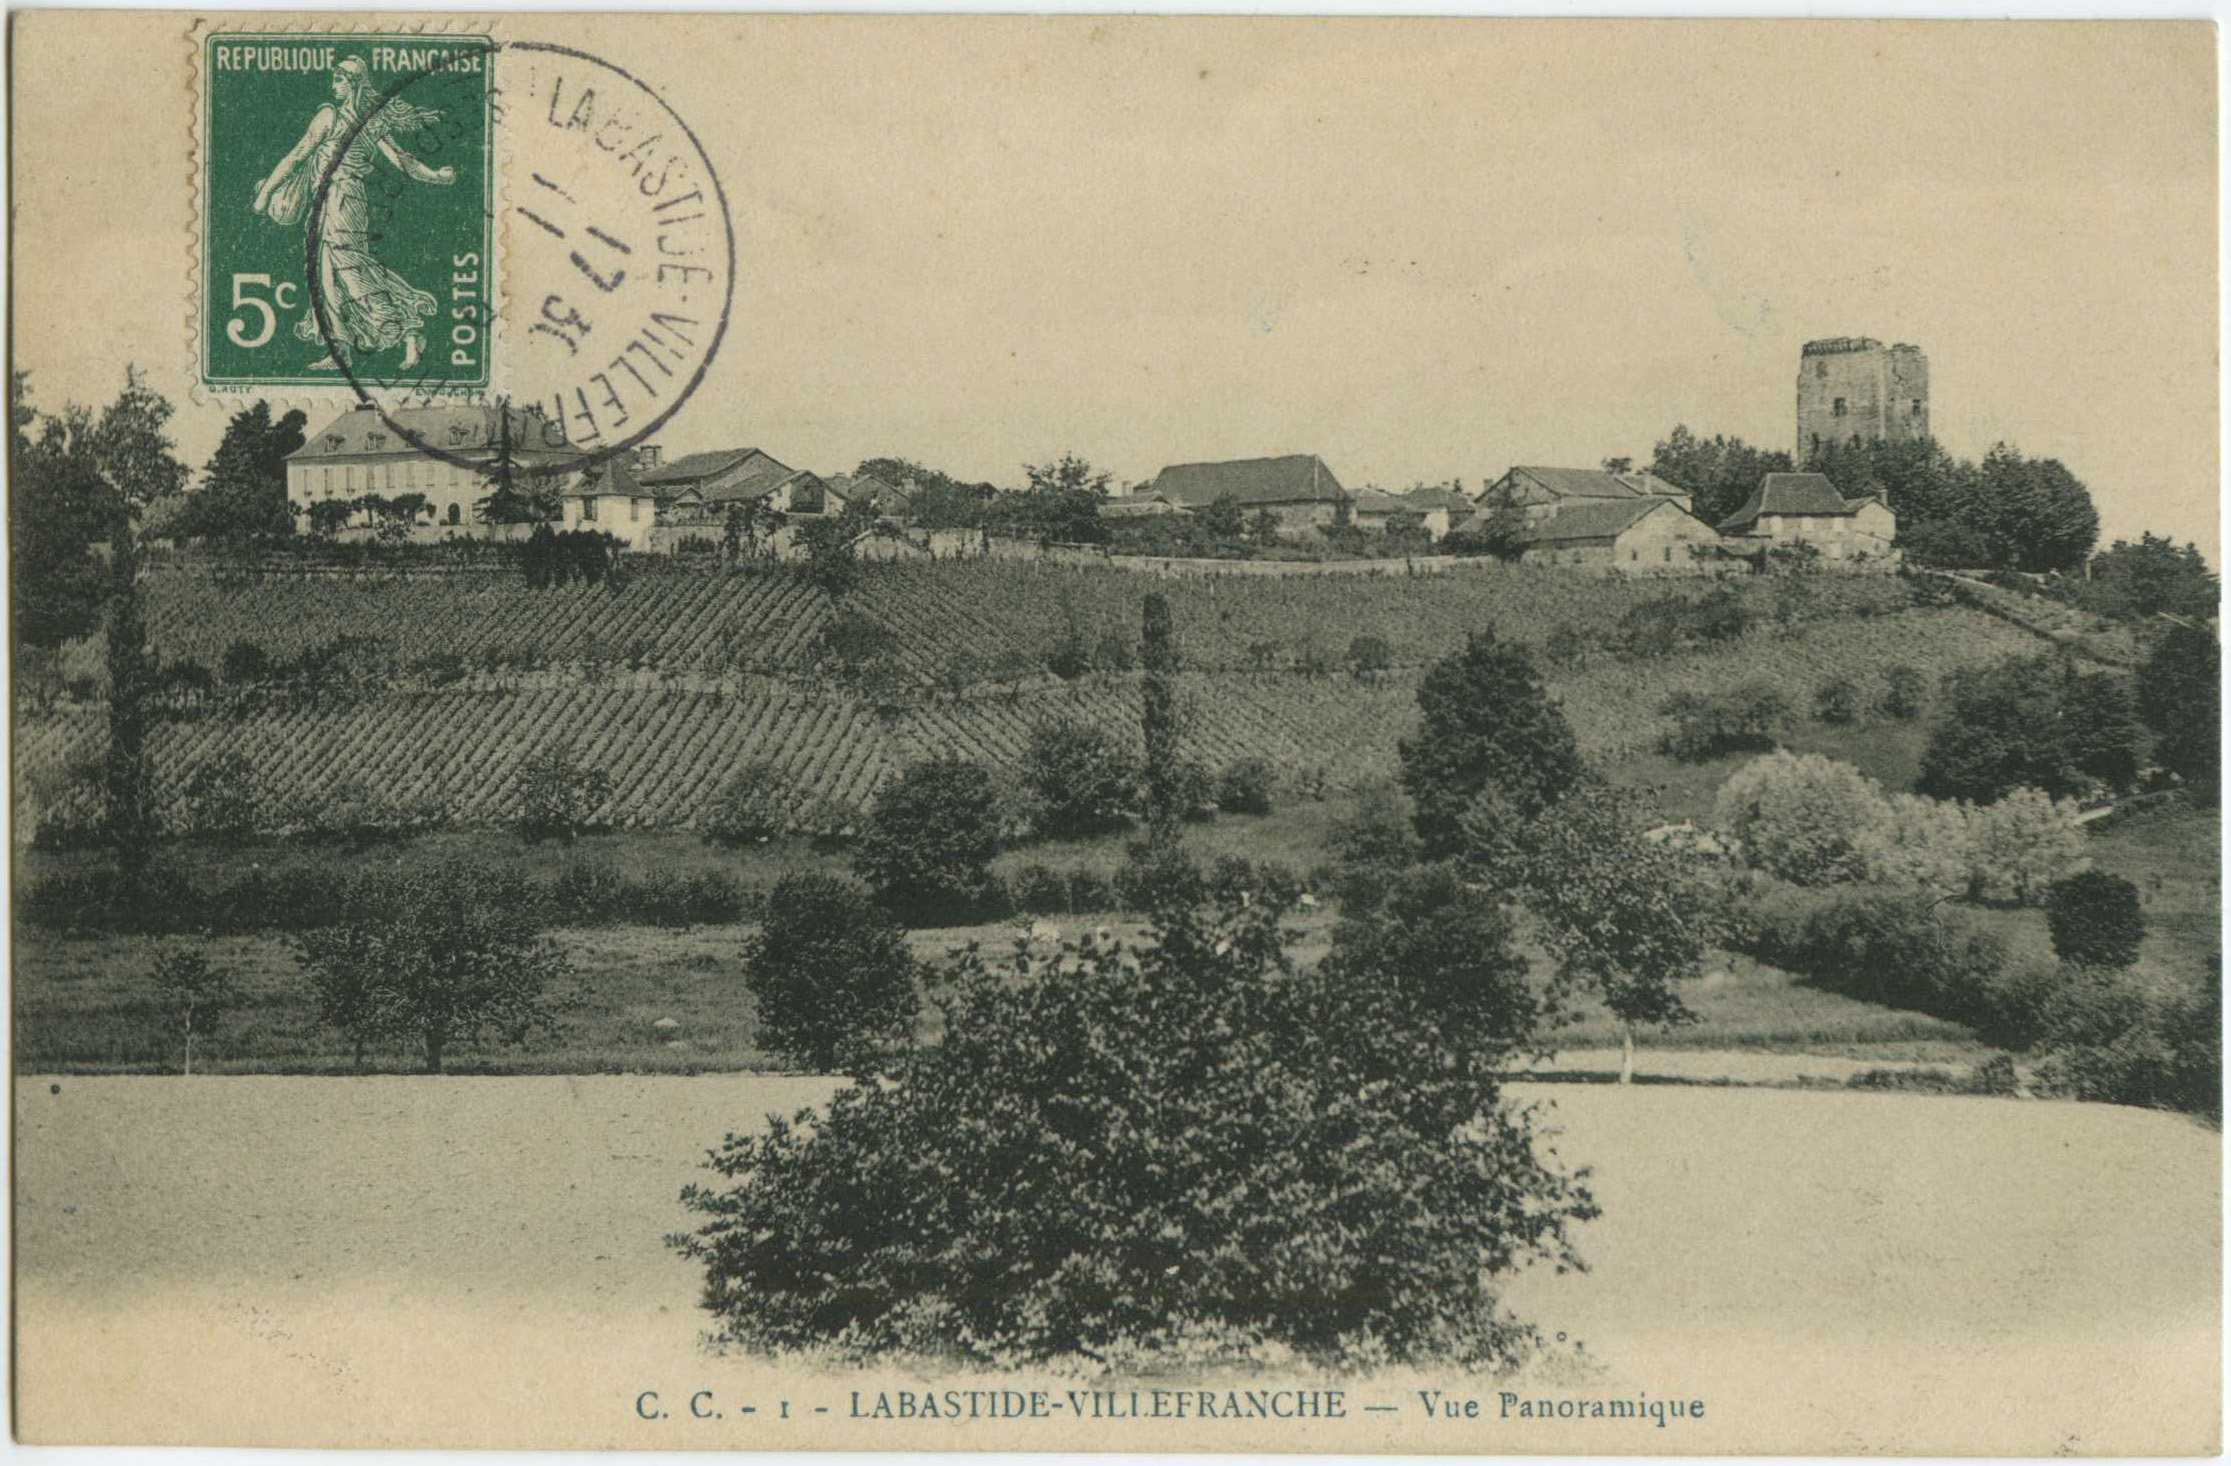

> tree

[
  {"left": 1515, "top": 782, "right": 1707, "bottom": 1083},
  {"left": 291, "top": 860, "right": 573, "bottom": 1073},
  {"left": 1140, "top": 592, "right": 1185, "bottom": 840},
  {"left": 1399, "top": 629, "right": 1584, "bottom": 861},
  {"left": 1649, "top": 425, "right": 1794, "bottom": 528},
  {"left": 1471, "top": 477, "right": 1530, "bottom": 561},
  {"left": 2046, "top": 869, "right": 2146, "bottom": 970},
  {"left": 1197, "top": 494, "right": 1245, "bottom": 540},
  {"left": 2136, "top": 623, "right": 2219, "bottom": 795},
  {"left": 1348, "top": 634, "right": 1394, "bottom": 682},
  {"left": 2082, "top": 533, "right": 2219, "bottom": 623},
  {"left": 1016, "top": 453, "right": 1112, "bottom": 544},
  {"left": 702, "top": 761, "right": 789, "bottom": 846},
  {"left": 514, "top": 738, "right": 613, "bottom": 844},
  {"left": 1814, "top": 676, "right": 1862, "bottom": 726},
  {"left": 151, "top": 947, "right": 242, "bottom": 1076},
  {"left": 853, "top": 757, "right": 1005, "bottom": 922},
  {"left": 1248, "top": 507, "right": 1281, "bottom": 547},
  {"left": 10, "top": 374, "right": 112, "bottom": 650},
  {"left": 1712, "top": 750, "right": 1885, "bottom": 886},
  {"left": 674, "top": 882, "right": 1593, "bottom": 1369},
  {"left": 1918, "top": 653, "right": 2142, "bottom": 804},
  {"left": 742, "top": 873, "right": 919, "bottom": 1072},
  {"left": 796, "top": 497, "right": 879, "bottom": 598},
  {"left": 176, "top": 399, "right": 306, "bottom": 543},
  {"left": 1022, "top": 717, "right": 1139, "bottom": 838}
]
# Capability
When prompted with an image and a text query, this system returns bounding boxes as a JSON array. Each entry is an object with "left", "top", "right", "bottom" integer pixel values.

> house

[
  {"left": 1478, "top": 465, "right": 1658, "bottom": 527},
  {"left": 1716, "top": 472, "right": 1899, "bottom": 564},
  {"left": 1348, "top": 489, "right": 1428, "bottom": 536},
  {"left": 1610, "top": 469, "right": 1692, "bottom": 514},
  {"left": 1400, "top": 485, "right": 1474, "bottom": 539},
  {"left": 557, "top": 451, "right": 661, "bottom": 548},
  {"left": 637, "top": 448, "right": 832, "bottom": 526},
  {"left": 285, "top": 404, "right": 584, "bottom": 533},
  {"left": 1141, "top": 454, "right": 1348, "bottom": 534},
  {"left": 823, "top": 472, "right": 908, "bottom": 519},
  {"left": 1516, "top": 497, "right": 1722, "bottom": 574}
]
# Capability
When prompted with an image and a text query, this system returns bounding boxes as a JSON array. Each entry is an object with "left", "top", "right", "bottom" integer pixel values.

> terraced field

[{"left": 16, "top": 561, "right": 2050, "bottom": 834}]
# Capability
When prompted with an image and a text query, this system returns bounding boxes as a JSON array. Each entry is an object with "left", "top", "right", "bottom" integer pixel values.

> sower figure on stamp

[{"left": 252, "top": 55, "right": 454, "bottom": 371}]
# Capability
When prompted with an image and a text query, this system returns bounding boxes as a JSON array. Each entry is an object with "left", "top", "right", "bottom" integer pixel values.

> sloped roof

[
  {"left": 559, "top": 453, "right": 652, "bottom": 499},
  {"left": 1615, "top": 469, "right": 1690, "bottom": 498},
  {"left": 289, "top": 405, "right": 578, "bottom": 461},
  {"left": 825, "top": 472, "right": 905, "bottom": 509},
  {"left": 1349, "top": 489, "right": 1413, "bottom": 516},
  {"left": 1146, "top": 455, "right": 1346, "bottom": 507},
  {"left": 1717, "top": 472, "right": 1864, "bottom": 533},
  {"left": 639, "top": 447, "right": 774, "bottom": 486},
  {"left": 1521, "top": 498, "right": 1668, "bottom": 546},
  {"left": 1505, "top": 466, "right": 1644, "bottom": 502},
  {"left": 1402, "top": 485, "right": 1473, "bottom": 513}
]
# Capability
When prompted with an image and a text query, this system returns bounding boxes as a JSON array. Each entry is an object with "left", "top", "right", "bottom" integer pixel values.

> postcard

[{"left": 9, "top": 11, "right": 2220, "bottom": 1454}]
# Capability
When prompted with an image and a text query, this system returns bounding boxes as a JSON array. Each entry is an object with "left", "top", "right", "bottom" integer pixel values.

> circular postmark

[{"left": 306, "top": 38, "right": 734, "bottom": 473}]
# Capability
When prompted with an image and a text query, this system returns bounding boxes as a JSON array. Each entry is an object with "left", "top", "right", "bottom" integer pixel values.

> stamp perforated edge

[{"left": 185, "top": 13, "right": 513, "bottom": 411}]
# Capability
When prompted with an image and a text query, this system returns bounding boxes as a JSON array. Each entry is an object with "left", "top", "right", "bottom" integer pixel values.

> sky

[{"left": 13, "top": 16, "right": 2219, "bottom": 560}]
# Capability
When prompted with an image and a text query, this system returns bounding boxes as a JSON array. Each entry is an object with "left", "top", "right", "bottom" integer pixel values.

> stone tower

[{"left": 1795, "top": 337, "right": 1929, "bottom": 465}]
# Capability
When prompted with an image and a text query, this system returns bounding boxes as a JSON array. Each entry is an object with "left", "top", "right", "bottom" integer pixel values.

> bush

[
  {"left": 2033, "top": 966, "right": 2218, "bottom": 1117},
  {"left": 2045, "top": 869, "right": 2145, "bottom": 969},
  {"left": 1813, "top": 676, "right": 1862, "bottom": 726},
  {"left": 289, "top": 779, "right": 446, "bottom": 850},
  {"left": 514, "top": 739, "right": 613, "bottom": 844},
  {"left": 2137, "top": 623, "right": 2219, "bottom": 796},
  {"left": 742, "top": 873, "right": 919, "bottom": 1073},
  {"left": 1066, "top": 868, "right": 1117, "bottom": 914},
  {"left": 150, "top": 946, "right": 242, "bottom": 1075},
  {"left": 1215, "top": 757, "right": 1275, "bottom": 816},
  {"left": 1879, "top": 664, "right": 1928, "bottom": 721},
  {"left": 1348, "top": 634, "right": 1393, "bottom": 681},
  {"left": 1327, "top": 781, "right": 1422, "bottom": 913},
  {"left": 1659, "top": 685, "right": 1791, "bottom": 762},
  {"left": 1855, "top": 792, "right": 1977, "bottom": 896},
  {"left": 1918, "top": 653, "right": 2141, "bottom": 804},
  {"left": 854, "top": 757, "right": 1005, "bottom": 922},
  {"left": 1011, "top": 862, "right": 1072, "bottom": 915},
  {"left": 1713, "top": 751, "right": 1885, "bottom": 886},
  {"left": 1045, "top": 628, "right": 1093, "bottom": 682},
  {"left": 702, "top": 761, "right": 789, "bottom": 847},
  {"left": 1730, "top": 883, "right": 2018, "bottom": 1038},
  {"left": 412, "top": 648, "right": 470, "bottom": 687},
  {"left": 1113, "top": 837, "right": 1205, "bottom": 913},
  {"left": 673, "top": 883, "right": 1592, "bottom": 1369},
  {"left": 220, "top": 638, "right": 270, "bottom": 685},
  {"left": 1092, "top": 633, "right": 1135, "bottom": 674},
  {"left": 1022, "top": 718, "right": 1139, "bottom": 838},
  {"left": 182, "top": 750, "right": 260, "bottom": 841}
]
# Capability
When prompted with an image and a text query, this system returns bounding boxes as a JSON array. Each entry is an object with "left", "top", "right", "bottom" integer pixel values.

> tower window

[
  {"left": 1910, "top": 398, "right": 1923, "bottom": 416},
  {"left": 1832, "top": 397, "right": 1848, "bottom": 417},
  {"left": 1816, "top": 360, "right": 1828, "bottom": 378},
  {"left": 447, "top": 503, "right": 461, "bottom": 526}
]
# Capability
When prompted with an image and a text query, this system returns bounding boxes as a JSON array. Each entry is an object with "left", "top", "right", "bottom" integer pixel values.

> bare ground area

[{"left": 14, "top": 1075, "right": 2217, "bottom": 1453}]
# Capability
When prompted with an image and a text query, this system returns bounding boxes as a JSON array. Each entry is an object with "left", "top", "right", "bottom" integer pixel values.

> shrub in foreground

[
  {"left": 702, "top": 762, "right": 790, "bottom": 847},
  {"left": 674, "top": 886, "right": 1592, "bottom": 1370},
  {"left": 1713, "top": 750, "right": 1883, "bottom": 886},
  {"left": 1022, "top": 718, "right": 1140, "bottom": 838},
  {"left": 1215, "top": 757, "right": 1276, "bottom": 816},
  {"left": 741, "top": 873, "right": 919, "bottom": 1072}
]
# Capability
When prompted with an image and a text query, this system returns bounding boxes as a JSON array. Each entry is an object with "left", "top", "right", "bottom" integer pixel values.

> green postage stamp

[{"left": 199, "top": 31, "right": 495, "bottom": 393}]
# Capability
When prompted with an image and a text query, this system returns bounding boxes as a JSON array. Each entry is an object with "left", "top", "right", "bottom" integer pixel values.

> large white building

[{"left": 285, "top": 405, "right": 585, "bottom": 532}]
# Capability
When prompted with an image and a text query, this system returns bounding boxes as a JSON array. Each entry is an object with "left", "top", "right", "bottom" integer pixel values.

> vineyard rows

[
  {"left": 56, "top": 558, "right": 1925, "bottom": 689},
  {"left": 18, "top": 605, "right": 2044, "bottom": 837}
]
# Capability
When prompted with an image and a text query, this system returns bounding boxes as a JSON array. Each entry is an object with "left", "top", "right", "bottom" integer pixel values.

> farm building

[
  {"left": 1348, "top": 489, "right": 1428, "bottom": 536},
  {"left": 1717, "top": 472, "right": 1899, "bottom": 565},
  {"left": 637, "top": 447, "right": 833, "bottom": 527},
  {"left": 1516, "top": 497, "right": 1721, "bottom": 573},
  {"left": 1478, "top": 465, "right": 1692, "bottom": 526},
  {"left": 823, "top": 472, "right": 908, "bottom": 518},
  {"left": 284, "top": 404, "right": 584, "bottom": 534},
  {"left": 1141, "top": 454, "right": 1348, "bottom": 534}
]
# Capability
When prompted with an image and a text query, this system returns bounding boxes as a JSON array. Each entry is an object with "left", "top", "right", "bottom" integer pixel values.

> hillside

[{"left": 17, "top": 561, "right": 2051, "bottom": 835}]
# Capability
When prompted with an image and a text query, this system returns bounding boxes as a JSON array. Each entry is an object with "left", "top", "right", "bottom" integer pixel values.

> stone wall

[{"left": 1795, "top": 337, "right": 1930, "bottom": 461}]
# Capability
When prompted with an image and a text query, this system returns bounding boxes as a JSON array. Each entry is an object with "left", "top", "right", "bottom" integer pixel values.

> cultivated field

[
  {"left": 16, "top": 559, "right": 2047, "bottom": 833},
  {"left": 15, "top": 1076, "right": 2217, "bottom": 1452}
]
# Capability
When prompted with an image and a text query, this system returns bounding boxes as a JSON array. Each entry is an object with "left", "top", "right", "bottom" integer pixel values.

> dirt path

[{"left": 14, "top": 1075, "right": 2218, "bottom": 1452}]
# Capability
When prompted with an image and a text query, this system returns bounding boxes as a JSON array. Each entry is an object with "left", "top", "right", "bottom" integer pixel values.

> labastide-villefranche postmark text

[{"left": 200, "top": 32, "right": 494, "bottom": 393}]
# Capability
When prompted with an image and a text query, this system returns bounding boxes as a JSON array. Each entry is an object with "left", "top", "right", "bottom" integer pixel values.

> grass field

[{"left": 15, "top": 1075, "right": 2218, "bottom": 1451}]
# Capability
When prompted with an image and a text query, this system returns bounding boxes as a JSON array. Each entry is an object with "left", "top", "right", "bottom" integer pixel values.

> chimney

[{"left": 638, "top": 445, "right": 662, "bottom": 469}]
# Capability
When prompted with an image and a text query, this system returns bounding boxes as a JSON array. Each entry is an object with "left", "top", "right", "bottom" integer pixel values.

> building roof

[
  {"left": 1614, "top": 469, "right": 1690, "bottom": 499},
  {"left": 1402, "top": 485, "right": 1473, "bottom": 513},
  {"left": 638, "top": 447, "right": 774, "bottom": 486},
  {"left": 559, "top": 452, "right": 652, "bottom": 499},
  {"left": 1716, "top": 472, "right": 1870, "bottom": 533},
  {"left": 1145, "top": 454, "right": 1346, "bottom": 508},
  {"left": 288, "top": 405, "right": 579, "bottom": 461},
  {"left": 824, "top": 472, "right": 905, "bottom": 510},
  {"left": 1520, "top": 498, "right": 1669, "bottom": 547},
  {"left": 1348, "top": 489, "right": 1413, "bottom": 516},
  {"left": 1499, "top": 466, "right": 1646, "bottom": 502}
]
